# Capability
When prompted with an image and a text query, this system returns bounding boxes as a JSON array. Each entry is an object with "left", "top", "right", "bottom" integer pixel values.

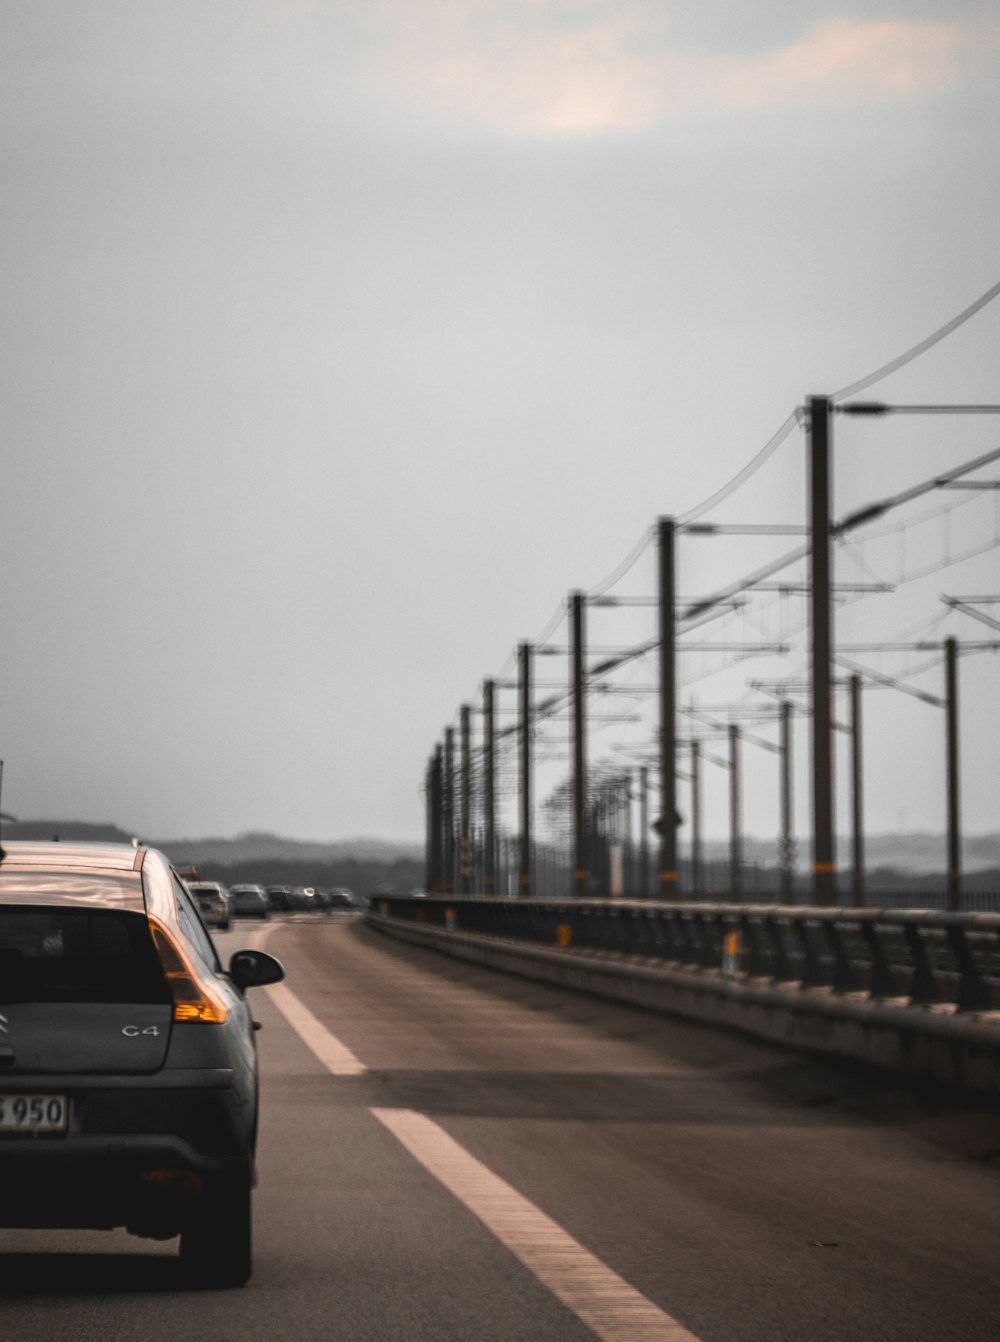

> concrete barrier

[{"left": 366, "top": 911, "right": 1000, "bottom": 1094}]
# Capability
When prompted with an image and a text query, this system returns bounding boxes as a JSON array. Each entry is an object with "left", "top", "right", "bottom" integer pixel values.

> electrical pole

[
  {"left": 460, "top": 704, "right": 471, "bottom": 895},
  {"left": 425, "top": 747, "right": 443, "bottom": 894},
  {"left": 571, "top": 591, "right": 588, "bottom": 899},
  {"left": 780, "top": 701, "right": 794, "bottom": 903},
  {"left": 850, "top": 674, "right": 864, "bottom": 908},
  {"left": 729, "top": 723, "right": 742, "bottom": 899},
  {"left": 658, "top": 516, "right": 678, "bottom": 898},
  {"left": 622, "top": 774, "right": 634, "bottom": 898},
  {"left": 946, "top": 637, "right": 961, "bottom": 911},
  {"left": 518, "top": 641, "right": 532, "bottom": 898},
  {"left": 483, "top": 679, "right": 496, "bottom": 896},
  {"left": 808, "top": 395, "right": 837, "bottom": 905},
  {"left": 690, "top": 740, "right": 702, "bottom": 895},
  {"left": 639, "top": 766, "right": 649, "bottom": 897},
  {"left": 443, "top": 726, "right": 455, "bottom": 894}
]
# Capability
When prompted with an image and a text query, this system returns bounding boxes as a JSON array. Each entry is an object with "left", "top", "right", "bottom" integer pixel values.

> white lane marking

[
  {"left": 371, "top": 1108, "right": 702, "bottom": 1342},
  {"left": 247, "top": 923, "right": 367, "bottom": 1075}
]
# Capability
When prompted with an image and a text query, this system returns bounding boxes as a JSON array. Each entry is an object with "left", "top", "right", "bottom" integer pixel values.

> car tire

[{"left": 179, "top": 1180, "right": 252, "bottom": 1288}]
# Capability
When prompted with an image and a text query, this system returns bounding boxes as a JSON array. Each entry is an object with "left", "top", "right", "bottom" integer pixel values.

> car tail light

[{"left": 148, "top": 917, "right": 229, "bottom": 1023}]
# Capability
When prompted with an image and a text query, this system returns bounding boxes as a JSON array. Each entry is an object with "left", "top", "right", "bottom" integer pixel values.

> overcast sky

[{"left": 2, "top": 1, "right": 998, "bottom": 851}]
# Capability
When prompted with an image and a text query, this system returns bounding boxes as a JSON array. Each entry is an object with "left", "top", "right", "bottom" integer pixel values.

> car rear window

[{"left": 0, "top": 907, "right": 170, "bottom": 1005}]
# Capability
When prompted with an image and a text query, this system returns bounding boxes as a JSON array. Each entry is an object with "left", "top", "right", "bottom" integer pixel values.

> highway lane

[{"left": 1, "top": 912, "right": 999, "bottom": 1340}]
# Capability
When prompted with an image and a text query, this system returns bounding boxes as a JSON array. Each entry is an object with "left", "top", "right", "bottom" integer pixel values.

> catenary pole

[
  {"left": 443, "top": 726, "right": 455, "bottom": 894},
  {"left": 729, "top": 724, "right": 742, "bottom": 899},
  {"left": 808, "top": 396, "right": 837, "bottom": 905},
  {"left": 690, "top": 740, "right": 702, "bottom": 895},
  {"left": 850, "top": 675, "right": 864, "bottom": 908},
  {"left": 780, "top": 701, "right": 794, "bottom": 903},
  {"left": 483, "top": 679, "right": 496, "bottom": 895},
  {"left": 946, "top": 637, "right": 961, "bottom": 912},
  {"left": 460, "top": 704, "right": 471, "bottom": 895},
  {"left": 639, "top": 766, "right": 650, "bottom": 897},
  {"left": 571, "top": 591, "right": 588, "bottom": 898},
  {"left": 519, "top": 641, "right": 532, "bottom": 898},
  {"left": 658, "top": 517, "right": 678, "bottom": 897}
]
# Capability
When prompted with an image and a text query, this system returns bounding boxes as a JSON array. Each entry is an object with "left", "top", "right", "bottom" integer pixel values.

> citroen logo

[{"left": 0, "top": 1014, "right": 8, "bottom": 1034}]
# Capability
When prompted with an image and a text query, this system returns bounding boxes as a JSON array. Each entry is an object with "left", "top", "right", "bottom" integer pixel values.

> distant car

[
  {"left": 265, "top": 885, "right": 293, "bottom": 913},
  {"left": 323, "top": 888, "right": 356, "bottom": 910},
  {"left": 0, "top": 839, "right": 285, "bottom": 1286},
  {"left": 187, "top": 880, "right": 230, "bottom": 930},
  {"left": 289, "top": 886, "right": 319, "bottom": 913},
  {"left": 228, "top": 885, "right": 270, "bottom": 920}
]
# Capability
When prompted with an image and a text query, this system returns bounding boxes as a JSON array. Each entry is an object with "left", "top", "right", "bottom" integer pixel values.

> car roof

[
  {"left": 0, "top": 840, "right": 176, "bottom": 922},
  {"left": 0, "top": 840, "right": 145, "bottom": 873}
]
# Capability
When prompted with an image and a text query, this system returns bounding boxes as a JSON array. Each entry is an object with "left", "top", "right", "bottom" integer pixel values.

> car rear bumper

[{"left": 0, "top": 1075, "right": 254, "bottom": 1236}]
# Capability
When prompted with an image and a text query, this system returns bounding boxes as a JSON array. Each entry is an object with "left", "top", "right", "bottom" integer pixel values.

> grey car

[
  {"left": 228, "top": 884, "right": 270, "bottom": 919},
  {"left": 0, "top": 840, "right": 285, "bottom": 1286},
  {"left": 186, "top": 880, "right": 231, "bottom": 930}
]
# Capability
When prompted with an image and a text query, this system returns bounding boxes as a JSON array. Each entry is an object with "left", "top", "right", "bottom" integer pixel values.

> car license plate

[{"left": 0, "top": 1095, "right": 68, "bottom": 1133}]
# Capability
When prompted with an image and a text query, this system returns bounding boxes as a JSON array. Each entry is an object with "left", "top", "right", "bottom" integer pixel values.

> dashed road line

[
  {"left": 248, "top": 924, "right": 701, "bottom": 1339},
  {"left": 371, "top": 1108, "right": 702, "bottom": 1342},
  {"left": 248, "top": 923, "right": 367, "bottom": 1075}
]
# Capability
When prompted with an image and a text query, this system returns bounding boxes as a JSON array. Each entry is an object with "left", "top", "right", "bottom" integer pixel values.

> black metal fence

[{"left": 373, "top": 896, "right": 1000, "bottom": 1014}]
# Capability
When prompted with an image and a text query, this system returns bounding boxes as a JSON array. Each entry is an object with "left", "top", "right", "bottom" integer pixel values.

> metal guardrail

[{"left": 374, "top": 896, "right": 1000, "bottom": 1015}]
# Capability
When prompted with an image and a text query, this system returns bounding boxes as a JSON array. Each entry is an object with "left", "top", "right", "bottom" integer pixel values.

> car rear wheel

[{"left": 179, "top": 1180, "right": 252, "bottom": 1288}]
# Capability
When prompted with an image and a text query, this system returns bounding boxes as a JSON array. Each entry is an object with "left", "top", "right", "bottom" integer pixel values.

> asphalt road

[{"left": 1, "top": 913, "right": 999, "bottom": 1341}]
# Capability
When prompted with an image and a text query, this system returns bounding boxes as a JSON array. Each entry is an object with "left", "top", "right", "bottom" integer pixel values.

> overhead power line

[
  {"left": 677, "top": 410, "right": 801, "bottom": 526},
  {"left": 832, "top": 279, "right": 1000, "bottom": 401}
]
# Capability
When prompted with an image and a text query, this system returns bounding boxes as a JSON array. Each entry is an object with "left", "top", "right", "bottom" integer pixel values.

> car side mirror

[{"left": 228, "top": 949, "right": 285, "bottom": 991}]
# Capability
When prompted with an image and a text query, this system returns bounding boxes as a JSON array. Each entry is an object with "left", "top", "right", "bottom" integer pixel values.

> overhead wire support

[
  {"left": 681, "top": 523, "right": 809, "bottom": 536},
  {"left": 751, "top": 581, "right": 893, "bottom": 593},
  {"left": 937, "top": 480, "right": 1000, "bottom": 490},
  {"left": 838, "top": 640, "right": 1000, "bottom": 653},
  {"left": 833, "top": 656, "right": 944, "bottom": 707},
  {"left": 943, "top": 597, "right": 1000, "bottom": 634},
  {"left": 682, "top": 705, "right": 784, "bottom": 756},
  {"left": 589, "top": 596, "right": 659, "bottom": 608},
  {"left": 838, "top": 402, "right": 1000, "bottom": 416},
  {"left": 832, "top": 444, "right": 1000, "bottom": 536},
  {"left": 680, "top": 544, "right": 810, "bottom": 623},
  {"left": 676, "top": 642, "right": 790, "bottom": 653}
]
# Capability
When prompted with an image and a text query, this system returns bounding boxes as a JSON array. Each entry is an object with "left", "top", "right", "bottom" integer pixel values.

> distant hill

[
  {"left": 1, "top": 823, "right": 421, "bottom": 864},
  {"left": 704, "top": 831, "right": 1000, "bottom": 874},
  {"left": 149, "top": 831, "right": 423, "bottom": 868},
  {"left": 3, "top": 821, "right": 997, "bottom": 879},
  {"left": 3, "top": 820, "right": 138, "bottom": 844},
  {"left": 0, "top": 823, "right": 425, "bottom": 896}
]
